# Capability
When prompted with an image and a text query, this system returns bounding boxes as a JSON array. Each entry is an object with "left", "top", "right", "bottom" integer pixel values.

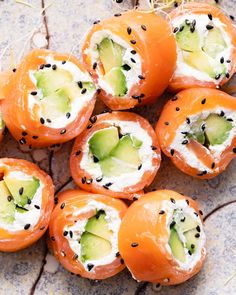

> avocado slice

[
  {"left": 99, "top": 156, "right": 137, "bottom": 177},
  {"left": 131, "top": 135, "right": 143, "bottom": 148},
  {"left": 205, "top": 114, "right": 233, "bottom": 145},
  {"left": 103, "top": 67, "right": 127, "bottom": 97},
  {"left": 4, "top": 176, "right": 40, "bottom": 207},
  {"left": 85, "top": 212, "right": 112, "bottom": 241},
  {"left": 98, "top": 38, "right": 124, "bottom": 73},
  {"left": 34, "top": 68, "right": 73, "bottom": 96},
  {"left": 41, "top": 91, "right": 71, "bottom": 121},
  {"left": 80, "top": 232, "right": 112, "bottom": 262},
  {"left": 184, "top": 229, "right": 199, "bottom": 254},
  {"left": 89, "top": 127, "right": 119, "bottom": 161},
  {"left": 175, "top": 214, "right": 198, "bottom": 233},
  {"left": 176, "top": 24, "right": 200, "bottom": 52},
  {"left": 110, "top": 135, "right": 141, "bottom": 167},
  {"left": 0, "top": 180, "right": 15, "bottom": 224},
  {"left": 169, "top": 229, "right": 186, "bottom": 262},
  {"left": 203, "top": 28, "right": 227, "bottom": 59}
]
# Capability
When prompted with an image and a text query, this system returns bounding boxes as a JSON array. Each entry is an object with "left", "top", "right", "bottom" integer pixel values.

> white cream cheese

[
  {"left": 169, "top": 108, "right": 236, "bottom": 172},
  {"left": 172, "top": 14, "right": 233, "bottom": 83},
  {"left": 64, "top": 200, "right": 121, "bottom": 271},
  {"left": 0, "top": 171, "right": 43, "bottom": 232},
  {"left": 162, "top": 199, "right": 206, "bottom": 271},
  {"left": 80, "top": 120, "right": 158, "bottom": 191},
  {"left": 85, "top": 29, "right": 142, "bottom": 97},
  {"left": 28, "top": 56, "right": 96, "bottom": 129}
]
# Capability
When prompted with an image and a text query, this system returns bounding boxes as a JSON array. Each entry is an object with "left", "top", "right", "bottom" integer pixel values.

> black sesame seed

[
  {"left": 151, "top": 145, "right": 157, "bottom": 150},
  {"left": 220, "top": 57, "right": 224, "bottom": 64},
  {"left": 226, "top": 59, "right": 231, "bottom": 63},
  {"left": 226, "top": 73, "right": 230, "bottom": 78},
  {"left": 60, "top": 129, "right": 66, "bottom": 135},
  {"left": 185, "top": 19, "right": 190, "bottom": 25},
  {"left": 24, "top": 224, "right": 30, "bottom": 230},
  {"left": 96, "top": 176, "right": 103, "bottom": 182},
  {"left": 181, "top": 131, "right": 189, "bottom": 135},
  {"left": 19, "top": 187, "right": 24, "bottom": 195},
  {"left": 233, "top": 148, "right": 236, "bottom": 153},
  {"left": 176, "top": 107, "right": 180, "bottom": 111},
  {"left": 199, "top": 210, "right": 203, "bottom": 216},
  {"left": 230, "top": 15, "right": 235, "bottom": 20},
  {"left": 32, "top": 135, "right": 38, "bottom": 139},
  {"left": 138, "top": 164, "right": 142, "bottom": 170},
  {"left": 170, "top": 149, "right": 175, "bottom": 156},
  {"left": 39, "top": 64, "right": 44, "bottom": 69},
  {"left": 87, "top": 124, "right": 93, "bottom": 129},
  {"left": 31, "top": 91, "right": 37, "bottom": 96},
  {"left": 197, "top": 170, "right": 207, "bottom": 176},
  {"left": 87, "top": 263, "right": 94, "bottom": 271},
  {"left": 69, "top": 231, "right": 73, "bottom": 238},
  {"left": 170, "top": 221, "right": 176, "bottom": 228},
  {"left": 73, "top": 254, "right": 78, "bottom": 260},
  {"left": 127, "top": 27, "right": 132, "bottom": 35},
  {"left": 81, "top": 88, "right": 87, "bottom": 94},
  {"left": 220, "top": 111, "right": 225, "bottom": 117},
  {"left": 179, "top": 25, "right": 184, "bottom": 32},
  {"left": 131, "top": 50, "right": 136, "bottom": 55},
  {"left": 170, "top": 198, "right": 176, "bottom": 204},
  {"left": 133, "top": 197, "right": 138, "bottom": 201},
  {"left": 195, "top": 233, "right": 200, "bottom": 238},
  {"left": 173, "top": 27, "right": 179, "bottom": 33},
  {"left": 52, "top": 64, "right": 57, "bottom": 70},
  {"left": 40, "top": 117, "right": 45, "bottom": 124},
  {"left": 19, "top": 138, "right": 26, "bottom": 145},
  {"left": 90, "top": 115, "right": 97, "bottom": 124},
  {"left": 174, "top": 1, "right": 178, "bottom": 7},
  {"left": 82, "top": 177, "right": 86, "bottom": 184},
  {"left": 46, "top": 119, "right": 52, "bottom": 123},
  {"left": 62, "top": 61, "right": 66, "bottom": 64},
  {"left": 12, "top": 68, "right": 17, "bottom": 72},
  {"left": 93, "top": 62, "right": 97, "bottom": 70},
  {"left": 22, "top": 131, "right": 28, "bottom": 136},
  {"left": 194, "top": 212, "right": 199, "bottom": 217},
  {"left": 34, "top": 205, "right": 40, "bottom": 209},
  {"left": 165, "top": 122, "right": 169, "bottom": 126},
  {"left": 141, "top": 24, "right": 147, "bottom": 31},
  {"left": 60, "top": 203, "right": 65, "bottom": 209},
  {"left": 196, "top": 225, "right": 201, "bottom": 232},
  {"left": 138, "top": 75, "right": 145, "bottom": 80},
  {"left": 120, "top": 258, "right": 124, "bottom": 264},
  {"left": 63, "top": 231, "right": 68, "bottom": 236},
  {"left": 77, "top": 81, "right": 83, "bottom": 88},
  {"left": 27, "top": 198, "right": 31, "bottom": 205},
  {"left": 114, "top": 13, "right": 122, "bottom": 17},
  {"left": 66, "top": 112, "right": 71, "bottom": 119},
  {"left": 103, "top": 185, "right": 109, "bottom": 190},
  {"left": 130, "top": 40, "right": 136, "bottom": 45},
  {"left": 105, "top": 182, "right": 112, "bottom": 187},
  {"left": 122, "top": 64, "right": 131, "bottom": 71},
  {"left": 206, "top": 24, "right": 214, "bottom": 30},
  {"left": 188, "top": 250, "right": 192, "bottom": 255},
  {"left": 186, "top": 118, "right": 190, "bottom": 124},
  {"left": 186, "top": 199, "right": 190, "bottom": 205},
  {"left": 159, "top": 210, "right": 165, "bottom": 215},
  {"left": 44, "top": 63, "right": 51, "bottom": 68},
  {"left": 131, "top": 58, "right": 136, "bottom": 63},
  {"left": 131, "top": 242, "right": 138, "bottom": 247},
  {"left": 115, "top": 252, "right": 120, "bottom": 257},
  {"left": 211, "top": 162, "right": 215, "bottom": 169},
  {"left": 201, "top": 98, "right": 206, "bottom": 104},
  {"left": 54, "top": 197, "right": 58, "bottom": 205},
  {"left": 190, "top": 26, "right": 195, "bottom": 33},
  {"left": 93, "top": 20, "right": 100, "bottom": 25},
  {"left": 7, "top": 196, "right": 12, "bottom": 202},
  {"left": 208, "top": 13, "right": 213, "bottom": 20},
  {"left": 215, "top": 74, "right": 221, "bottom": 80},
  {"left": 180, "top": 217, "right": 186, "bottom": 222},
  {"left": 182, "top": 139, "right": 189, "bottom": 145}
]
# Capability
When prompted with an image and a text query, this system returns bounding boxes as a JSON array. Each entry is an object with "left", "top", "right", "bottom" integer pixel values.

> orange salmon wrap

[
  {"left": 1, "top": 49, "right": 97, "bottom": 148},
  {"left": 70, "top": 111, "right": 161, "bottom": 200},
  {"left": 168, "top": 2, "right": 236, "bottom": 92},
  {"left": 48, "top": 190, "right": 127, "bottom": 279},
  {"left": 156, "top": 88, "right": 236, "bottom": 179},
  {"left": 118, "top": 190, "right": 206, "bottom": 285},
  {"left": 82, "top": 10, "right": 176, "bottom": 110},
  {"left": 0, "top": 158, "right": 54, "bottom": 252}
]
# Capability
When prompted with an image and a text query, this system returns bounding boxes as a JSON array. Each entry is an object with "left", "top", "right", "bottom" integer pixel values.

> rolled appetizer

[
  {"left": 82, "top": 10, "right": 176, "bottom": 110},
  {"left": 70, "top": 112, "right": 161, "bottom": 200},
  {"left": 48, "top": 190, "right": 127, "bottom": 279},
  {"left": 119, "top": 190, "right": 206, "bottom": 285},
  {"left": 1, "top": 49, "right": 97, "bottom": 148},
  {"left": 0, "top": 158, "right": 54, "bottom": 252},
  {"left": 169, "top": 2, "right": 236, "bottom": 92},
  {"left": 156, "top": 88, "right": 236, "bottom": 179}
]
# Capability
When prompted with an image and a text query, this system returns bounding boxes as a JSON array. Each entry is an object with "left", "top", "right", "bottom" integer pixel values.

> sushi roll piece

[
  {"left": 119, "top": 190, "right": 206, "bottom": 285},
  {"left": 82, "top": 10, "right": 176, "bottom": 110},
  {"left": 156, "top": 88, "right": 236, "bottom": 179},
  {"left": 48, "top": 190, "right": 127, "bottom": 279},
  {"left": 1, "top": 49, "right": 97, "bottom": 148},
  {"left": 0, "top": 158, "right": 54, "bottom": 252},
  {"left": 169, "top": 2, "right": 236, "bottom": 92},
  {"left": 70, "top": 112, "right": 161, "bottom": 200}
]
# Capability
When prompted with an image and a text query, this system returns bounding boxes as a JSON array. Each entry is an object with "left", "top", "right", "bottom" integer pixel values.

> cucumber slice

[
  {"left": 4, "top": 176, "right": 40, "bottom": 207},
  {"left": 103, "top": 67, "right": 127, "bottom": 96},
  {"left": 169, "top": 229, "right": 186, "bottom": 262},
  {"left": 98, "top": 38, "right": 124, "bottom": 73},
  {"left": 99, "top": 156, "right": 137, "bottom": 177},
  {"left": 176, "top": 24, "right": 200, "bottom": 52},
  {"left": 89, "top": 127, "right": 119, "bottom": 161},
  {"left": 203, "top": 28, "right": 227, "bottom": 59},
  {"left": 205, "top": 114, "right": 233, "bottom": 145},
  {"left": 80, "top": 232, "right": 112, "bottom": 262},
  {"left": 184, "top": 229, "right": 199, "bottom": 254},
  {"left": 174, "top": 213, "right": 198, "bottom": 233},
  {"left": 85, "top": 212, "right": 113, "bottom": 241},
  {"left": 0, "top": 180, "right": 15, "bottom": 224}
]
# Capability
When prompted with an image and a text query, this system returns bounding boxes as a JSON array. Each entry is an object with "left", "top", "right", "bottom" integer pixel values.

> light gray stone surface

[{"left": 0, "top": 0, "right": 235, "bottom": 294}]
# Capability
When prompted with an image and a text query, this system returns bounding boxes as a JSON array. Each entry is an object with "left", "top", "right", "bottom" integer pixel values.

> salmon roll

[
  {"left": 156, "top": 88, "right": 236, "bottom": 179},
  {"left": 82, "top": 10, "right": 176, "bottom": 110},
  {"left": 1, "top": 49, "right": 97, "bottom": 148},
  {"left": 48, "top": 190, "right": 127, "bottom": 279},
  {"left": 0, "top": 158, "right": 54, "bottom": 252},
  {"left": 169, "top": 2, "right": 236, "bottom": 92},
  {"left": 70, "top": 112, "right": 161, "bottom": 200},
  {"left": 119, "top": 190, "right": 206, "bottom": 285}
]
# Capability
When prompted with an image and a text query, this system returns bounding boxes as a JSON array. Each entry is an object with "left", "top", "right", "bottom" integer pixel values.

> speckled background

[{"left": 0, "top": 0, "right": 235, "bottom": 294}]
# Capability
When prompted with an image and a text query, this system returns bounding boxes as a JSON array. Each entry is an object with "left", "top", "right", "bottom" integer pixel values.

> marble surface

[{"left": 0, "top": 0, "right": 235, "bottom": 294}]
